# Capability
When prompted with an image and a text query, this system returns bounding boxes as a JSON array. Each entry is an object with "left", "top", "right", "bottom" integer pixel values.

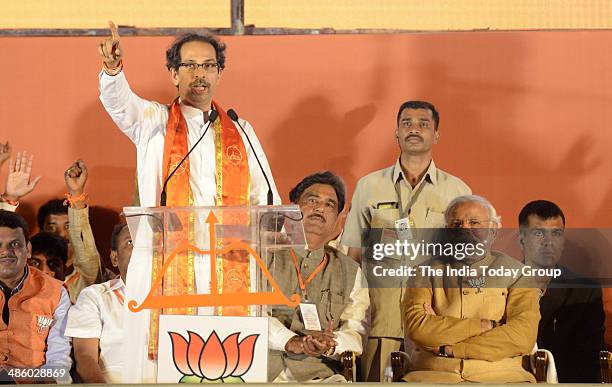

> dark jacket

[{"left": 537, "top": 264, "right": 605, "bottom": 383}]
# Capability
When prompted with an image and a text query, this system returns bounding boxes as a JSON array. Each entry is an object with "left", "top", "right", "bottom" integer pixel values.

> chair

[
  {"left": 390, "top": 349, "right": 553, "bottom": 383},
  {"left": 340, "top": 351, "right": 357, "bottom": 382},
  {"left": 600, "top": 350, "right": 612, "bottom": 383}
]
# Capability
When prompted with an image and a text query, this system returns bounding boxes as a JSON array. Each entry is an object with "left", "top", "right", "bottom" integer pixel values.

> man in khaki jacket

[
  {"left": 341, "top": 100, "right": 470, "bottom": 381},
  {"left": 402, "top": 195, "right": 541, "bottom": 383}
]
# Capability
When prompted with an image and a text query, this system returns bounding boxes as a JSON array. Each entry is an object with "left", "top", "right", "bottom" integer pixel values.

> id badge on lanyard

[
  {"left": 290, "top": 249, "right": 328, "bottom": 331},
  {"left": 395, "top": 177, "right": 426, "bottom": 241},
  {"left": 299, "top": 302, "right": 322, "bottom": 331},
  {"left": 395, "top": 217, "right": 413, "bottom": 241}
]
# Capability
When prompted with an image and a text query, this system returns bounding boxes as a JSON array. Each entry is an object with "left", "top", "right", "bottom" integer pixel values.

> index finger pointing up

[{"left": 109, "top": 20, "right": 120, "bottom": 41}]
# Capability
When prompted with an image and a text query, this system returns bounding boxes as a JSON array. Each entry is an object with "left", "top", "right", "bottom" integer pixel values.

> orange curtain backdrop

[
  {"left": 1, "top": 32, "right": 611, "bottom": 229},
  {"left": 3, "top": 30, "right": 612, "bottom": 347}
]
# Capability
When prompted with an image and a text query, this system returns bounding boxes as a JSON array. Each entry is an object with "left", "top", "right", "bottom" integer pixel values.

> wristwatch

[{"left": 438, "top": 345, "right": 450, "bottom": 357}]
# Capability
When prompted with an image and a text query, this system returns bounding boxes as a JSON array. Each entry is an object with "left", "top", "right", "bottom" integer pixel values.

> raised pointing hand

[{"left": 98, "top": 21, "right": 122, "bottom": 68}]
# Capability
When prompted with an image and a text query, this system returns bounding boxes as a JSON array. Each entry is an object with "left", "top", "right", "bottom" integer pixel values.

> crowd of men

[{"left": 0, "top": 24, "right": 606, "bottom": 383}]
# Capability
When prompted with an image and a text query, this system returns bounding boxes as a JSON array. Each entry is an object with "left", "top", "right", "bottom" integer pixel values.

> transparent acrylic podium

[
  {"left": 121, "top": 205, "right": 306, "bottom": 382},
  {"left": 123, "top": 204, "right": 307, "bottom": 317}
]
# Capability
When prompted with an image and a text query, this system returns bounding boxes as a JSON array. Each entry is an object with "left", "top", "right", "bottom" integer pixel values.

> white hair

[{"left": 444, "top": 195, "right": 502, "bottom": 227}]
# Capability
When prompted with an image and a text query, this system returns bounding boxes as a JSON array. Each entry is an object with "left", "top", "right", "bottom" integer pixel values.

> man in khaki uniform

[
  {"left": 268, "top": 171, "right": 370, "bottom": 382},
  {"left": 341, "top": 100, "right": 470, "bottom": 381},
  {"left": 402, "top": 195, "right": 541, "bottom": 383}
]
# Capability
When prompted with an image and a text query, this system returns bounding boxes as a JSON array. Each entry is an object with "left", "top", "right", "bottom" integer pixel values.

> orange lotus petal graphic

[
  {"left": 234, "top": 334, "right": 259, "bottom": 376},
  {"left": 169, "top": 332, "right": 191, "bottom": 375},
  {"left": 222, "top": 333, "right": 240, "bottom": 378},
  {"left": 187, "top": 331, "right": 205, "bottom": 377},
  {"left": 169, "top": 330, "right": 260, "bottom": 383},
  {"left": 199, "top": 331, "right": 227, "bottom": 380}
]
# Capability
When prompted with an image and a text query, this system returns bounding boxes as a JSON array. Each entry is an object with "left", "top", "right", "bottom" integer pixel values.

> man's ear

[
  {"left": 434, "top": 130, "right": 440, "bottom": 144},
  {"left": 27, "top": 241, "right": 32, "bottom": 259},
  {"left": 110, "top": 251, "right": 119, "bottom": 268},
  {"left": 489, "top": 227, "right": 499, "bottom": 242},
  {"left": 170, "top": 68, "right": 179, "bottom": 87}
]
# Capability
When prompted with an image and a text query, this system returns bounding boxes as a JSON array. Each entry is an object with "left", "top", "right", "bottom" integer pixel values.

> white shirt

[
  {"left": 268, "top": 267, "right": 370, "bottom": 364},
  {"left": 64, "top": 278, "right": 125, "bottom": 383},
  {"left": 99, "top": 70, "right": 281, "bottom": 207},
  {"left": 45, "top": 286, "right": 72, "bottom": 383}
]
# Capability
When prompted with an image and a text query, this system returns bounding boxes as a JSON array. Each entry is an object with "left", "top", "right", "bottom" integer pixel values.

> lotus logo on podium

[{"left": 168, "top": 330, "right": 259, "bottom": 383}]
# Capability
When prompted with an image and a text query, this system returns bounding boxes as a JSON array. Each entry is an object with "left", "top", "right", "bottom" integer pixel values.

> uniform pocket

[
  {"left": 370, "top": 208, "right": 400, "bottom": 228},
  {"left": 424, "top": 208, "right": 446, "bottom": 228}
]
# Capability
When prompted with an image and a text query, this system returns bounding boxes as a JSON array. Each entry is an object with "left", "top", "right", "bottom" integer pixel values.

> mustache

[
  {"left": 190, "top": 79, "right": 210, "bottom": 87},
  {"left": 307, "top": 213, "right": 326, "bottom": 223}
]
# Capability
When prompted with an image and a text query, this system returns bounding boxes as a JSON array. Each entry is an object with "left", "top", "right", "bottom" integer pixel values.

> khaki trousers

[{"left": 360, "top": 337, "right": 403, "bottom": 382}]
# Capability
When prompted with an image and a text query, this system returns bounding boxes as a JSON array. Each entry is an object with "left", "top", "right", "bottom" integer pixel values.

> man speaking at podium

[
  {"left": 97, "top": 24, "right": 281, "bottom": 381},
  {"left": 98, "top": 21, "right": 280, "bottom": 208}
]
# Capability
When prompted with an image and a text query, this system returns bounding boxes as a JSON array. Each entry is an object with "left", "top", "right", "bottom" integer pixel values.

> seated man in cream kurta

[
  {"left": 402, "top": 195, "right": 541, "bottom": 383},
  {"left": 268, "top": 172, "right": 370, "bottom": 383}
]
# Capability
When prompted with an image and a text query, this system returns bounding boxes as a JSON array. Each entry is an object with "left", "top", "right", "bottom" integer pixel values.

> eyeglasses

[
  {"left": 178, "top": 62, "right": 220, "bottom": 73},
  {"left": 447, "top": 218, "right": 491, "bottom": 228}
]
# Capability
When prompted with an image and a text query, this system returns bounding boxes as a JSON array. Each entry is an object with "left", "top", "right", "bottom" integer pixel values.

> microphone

[
  {"left": 227, "top": 109, "right": 274, "bottom": 205},
  {"left": 159, "top": 110, "right": 219, "bottom": 206}
]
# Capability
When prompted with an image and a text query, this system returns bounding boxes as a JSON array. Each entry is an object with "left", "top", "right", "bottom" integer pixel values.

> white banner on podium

[{"left": 157, "top": 315, "right": 268, "bottom": 383}]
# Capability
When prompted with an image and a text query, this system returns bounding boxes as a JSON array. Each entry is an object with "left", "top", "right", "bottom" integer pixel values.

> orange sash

[
  {"left": 211, "top": 101, "right": 251, "bottom": 316},
  {"left": 149, "top": 98, "right": 197, "bottom": 358},
  {"left": 161, "top": 98, "right": 191, "bottom": 206},
  {"left": 149, "top": 99, "right": 251, "bottom": 358},
  {"left": 158, "top": 98, "right": 196, "bottom": 316}
]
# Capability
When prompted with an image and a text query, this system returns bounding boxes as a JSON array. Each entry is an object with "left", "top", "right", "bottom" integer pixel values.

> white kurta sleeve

[
  {"left": 44, "top": 287, "right": 73, "bottom": 382},
  {"left": 268, "top": 316, "right": 298, "bottom": 351},
  {"left": 329, "top": 267, "right": 370, "bottom": 359},
  {"left": 98, "top": 70, "right": 167, "bottom": 146}
]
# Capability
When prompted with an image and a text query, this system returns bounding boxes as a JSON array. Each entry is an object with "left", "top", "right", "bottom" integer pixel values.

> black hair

[
  {"left": 518, "top": 200, "right": 566, "bottom": 228},
  {"left": 110, "top": 222, "right": 129, "bottom": 251},
  {"left": 0, "top": 210, "right": 30, "bottom": 242},
  {"left": 165, "top": 33, "right": 226, "bottom": 71},
  {"left": 396, "top": 100, "right": 440, "bottom": 130},
  {"left": 37, "top": 199, "right": 67, "bottom": 230},
  {"left": 289, "top": 171, "right": 346, "bottom": 213},
  {"left": 31, "top": 232, "right": 68, "bottom": 264}
]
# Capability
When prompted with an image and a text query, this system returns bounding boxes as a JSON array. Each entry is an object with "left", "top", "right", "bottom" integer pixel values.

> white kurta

[
  {"left": 99, "top": 70, "right": 281, "bottom": 382},
  {"left": 98, "top": 70, "right": 281, "bottom": 207},
  {"left": 65, "top": 278, "right": 127, "bottom": 383}
]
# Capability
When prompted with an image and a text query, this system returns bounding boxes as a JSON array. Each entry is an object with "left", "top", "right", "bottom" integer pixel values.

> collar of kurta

[
  {"left": 392, "top": 158, "right": 438, "bottom": 186},
  {"left": 105, "top": 277, "right": 126, "bottom": 294},
  {"left": 177, "top": 99, "right": 213, "bottom": 120}
]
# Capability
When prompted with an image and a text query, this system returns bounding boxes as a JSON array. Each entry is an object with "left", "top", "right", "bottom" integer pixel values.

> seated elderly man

[
  {"left": 268, "top": 171, "right": 370, "bottom": 383},
  {"left": 0, "top": 210, "right": 71, "bottom": 375},
  {"left": 401, "top": 195, "right": 540, "bottom": 383}
]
